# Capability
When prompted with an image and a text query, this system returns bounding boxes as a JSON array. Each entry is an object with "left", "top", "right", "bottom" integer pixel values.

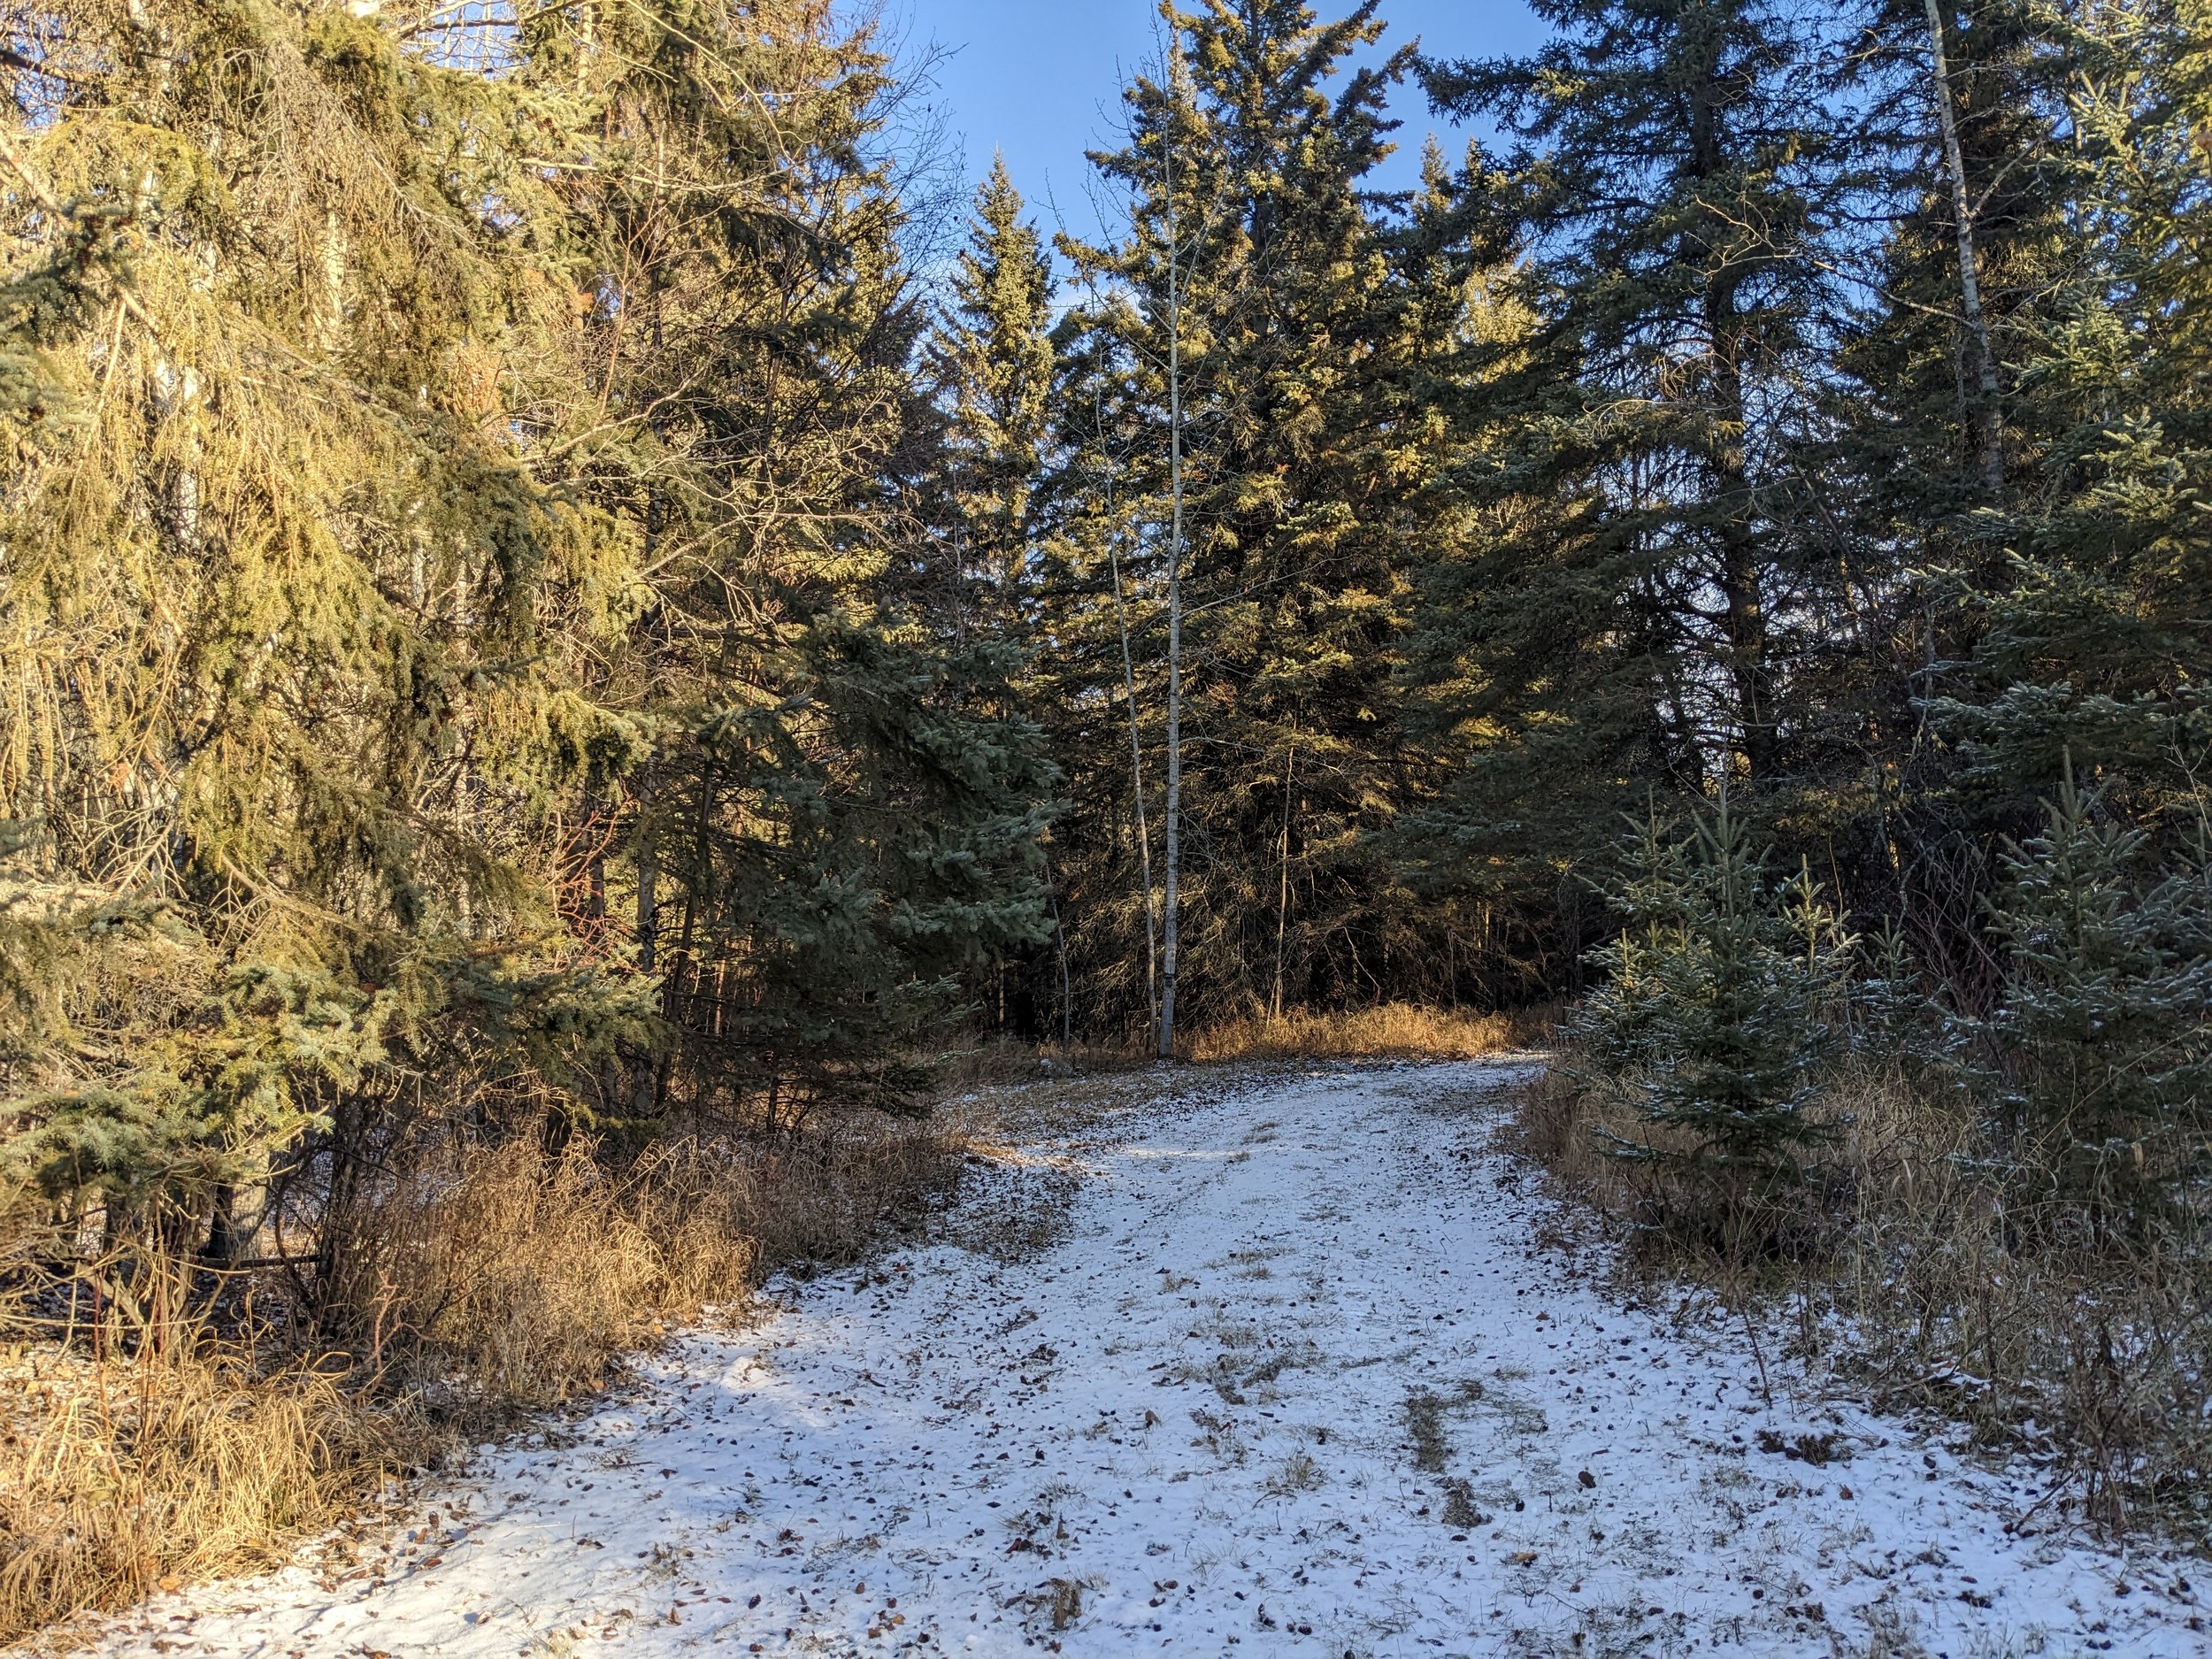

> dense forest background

[
  {"left": 4, "top": 0, "right": 2205, "bottom": 1163},
  {"left": 1, "top": 0, "right": 2209, "bottom": 1620}
]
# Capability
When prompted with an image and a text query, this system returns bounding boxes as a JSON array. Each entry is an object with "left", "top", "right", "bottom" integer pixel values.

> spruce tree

[
  {"left": 1931, "top": 0, "right": 2212, "bottom": 833},
  {"left": 916, "top": 161, "right": 1065, "bottom": 1037},
  {"left": 1028, "top": 296, "right": 1171, "bottom": 1040},
  {"left": 0, "top": 0, "right": 650, "bottom": 1249},
  {"left": 1050, "top": 0, "right": 1455, "bottom": 1033},
  {"left": 926, "top": 157, "right": 1057, "bottom": 622},
  {"left": 1732, "top": 1, "right": 2089, "bottom": 965},
  {"left": 1404, "top": 0, "right": 1858, "bottom": 978},
  {"left": 566, "top": 3, "right": 1056, "bottom": 1122},
  {"left": 1421, "top": 0, "right": 1847, "bottom": 791},
  {"left": 1578, "top": 800, "right": 1854, "bottom": 1189},
  {"left": 1832, "top": 0, "right": 2078, "bottom": 511},
  {"left": 1975, "top": 767, "right": 2212, "bottom": 1214},
  {"left": 0, "top": 0, "right": 1056, "bottom": 1266}
]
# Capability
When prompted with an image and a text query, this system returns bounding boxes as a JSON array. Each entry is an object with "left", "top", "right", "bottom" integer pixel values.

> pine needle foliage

[
  {"left": 1577, "top": 797, "right": 1854, "bottom": 1187},
  {"left": 0, "top": 0, "right": 654, "bottom": 1248},
  {"left": 0, "top": 0, "right": 1052, "bottom": 1277},
  {"left": 1929, "top": 1, "right": 2212, "bottom": 833},
  {"left": 1973, "top": 766, "right": 2212, "bottom": 1215},
  {"left": 1419, "top": 0, "right": 1847, "bottom": 797},
  {"left": 1043, "top": 0, "right": 1494, "bottom": 1032},
  {"left": 582, "top": 4, "right": 1057, "bottom": 1127},
  {"left": 926, "top": 157, "right": 1056, "bottom": 616}
]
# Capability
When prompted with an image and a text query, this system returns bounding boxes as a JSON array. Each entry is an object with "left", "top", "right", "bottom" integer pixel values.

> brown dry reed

[
  {"left": 941, "top": 1005, "right": 1548, "bottom": 1079},
  {"left": 1520, "top": 1055, "right": 2212, "bottom": 1540},
  {"left": 1186, "top": 1002, "right": 1549, "bottom": 1064},
  {"left": 0, "top": 1346, "right": 420, "bottom": 1650}
]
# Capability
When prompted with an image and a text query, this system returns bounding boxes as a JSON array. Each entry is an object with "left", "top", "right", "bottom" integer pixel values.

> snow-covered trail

[{"left": 101, "top": 1061, "right": 2200, "bottom": 1659}]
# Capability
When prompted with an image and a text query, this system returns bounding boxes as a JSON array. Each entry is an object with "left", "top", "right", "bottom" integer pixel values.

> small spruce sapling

[
  {"left": 1853, "top": 921, "right": 1939, "bottom": 1070},
  {"left": 1577, "top": 798, "right": 1854, "bottom": 1190},
  {"left": 1976, "top": 765, "right": 2212, "bottom": 1214}
]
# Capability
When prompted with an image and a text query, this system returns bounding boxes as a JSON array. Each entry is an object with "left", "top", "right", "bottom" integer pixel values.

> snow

[{"left": 96, "top": 1060, "right": 2203, "bottom": 1657}]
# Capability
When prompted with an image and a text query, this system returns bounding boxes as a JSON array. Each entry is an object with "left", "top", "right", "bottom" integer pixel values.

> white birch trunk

[
  {"left": 1156, "top": 51, "right": 1187, "bottom": 1062},
  {"left": 1924, "top": 0, "right": 2004, "bottom": 493},
  {"left": 1101, "top": 392, "right": 1162, "bottom": 1037}
]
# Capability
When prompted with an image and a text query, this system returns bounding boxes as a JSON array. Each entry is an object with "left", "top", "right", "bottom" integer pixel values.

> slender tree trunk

[
  {"left": 1272, "top": 741, "right": 1295, "bottom": 1021},
  {"left": 1101, "top": 395, "right": 1161, "bottom": 1034},
  {"left": 584, "top": 794, "right": 608, "bottom": 926},
  {"left": 1689, "top": 65, "right": 1777, "bottom": 780},
  {"left": 652, "top": 757, "right": 715, "bottom": 1112},
  {"left": 675, "top": 762, "right": 713, "bottom": 997},
  {"left": 204, "top": 1183, "right": 258, "bottom": 1266},
  {"left": 635, "top": 827, "right": 659, "bottom": 972},
  {"left": 1046, "top": 853, "right": 1073, "bottom": 1048},
  {"left": 1156, "top": 78, "right": 1187, "bottom": 1063},
  {"left": 632, "top": 821, "right": 661, "bottom": 1114},
  {"left": 1924, "top": 0, "right": 2005, "bottom": 494}
]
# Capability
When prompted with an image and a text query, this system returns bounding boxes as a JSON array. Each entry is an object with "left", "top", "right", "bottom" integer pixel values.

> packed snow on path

[{"left": 96, "top": 1060, "right": 2203, "bottom": 1659}]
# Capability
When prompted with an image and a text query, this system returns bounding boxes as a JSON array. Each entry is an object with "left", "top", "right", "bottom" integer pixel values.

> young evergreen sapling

[{"left": 1578, "top": 799, "right": 1853, "bottom": 1189}]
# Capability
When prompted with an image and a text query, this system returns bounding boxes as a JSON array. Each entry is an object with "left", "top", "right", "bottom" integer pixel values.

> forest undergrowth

[
  {"left": 1183, "top": 1002, "right": 1554, "bottom": 1064},
  {"left": 1520, "top": 1055, "right": 2212, "bottom": 1546},
  {"left": 5, "top": 0, "right": 2210, "bottom": 1642}
]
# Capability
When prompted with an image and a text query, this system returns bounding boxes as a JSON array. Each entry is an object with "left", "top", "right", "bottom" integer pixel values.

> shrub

[{"left": 0, "top": 1105, "right": 969, "bottom": 1642}]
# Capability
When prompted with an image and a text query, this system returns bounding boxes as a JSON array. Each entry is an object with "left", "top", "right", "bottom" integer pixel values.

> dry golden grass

[
  {"left": 0, "top": 1346, "right": 423, "bottom": 1647},
  {"left": 1510, "top": 1060, "right": 1705, "bottom": 1211},
  {"left": 1186, "top": 1002, "right": 1550, "bottom": 1064},
  {"left": 733, "top": 1112, "right": 967, "bottom": 1273},
  {"left": 935, "top": 1002, "right": 1553, "bottom": 1083},
  {"left": 365, "top": 1139, "right": 760, "bottom": 1410},
  {"left": 0, "top": 1109, "right": 974, "bottom": 1647},
  {"left": 1517, "top": 1053, "right": 2212, "bottom": 1538}
]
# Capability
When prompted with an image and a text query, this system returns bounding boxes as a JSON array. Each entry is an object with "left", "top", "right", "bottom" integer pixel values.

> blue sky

[{"left": 889, "top": 1, "right": 1549, "bottom": 248}]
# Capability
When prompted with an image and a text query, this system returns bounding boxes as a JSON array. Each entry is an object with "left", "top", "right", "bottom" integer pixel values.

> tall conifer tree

[
  {"left": 1051, "top": 0, "right": 1457, "bottom": 1031},
  {"left": 926, "top": 157, "right": 1056, "bottom": 620},
  {"left": 1932, "top": 0, "right": 2212, "bottom": 832},
  {"left": 0, "top": 0, "right": 651, "bottom": 1243},
  {"left": 557, "top": 2, "right": 1055, "bottom": 1122},
  {"left": 1409, "top": 0, "right": 1851, "bottom": 944}
]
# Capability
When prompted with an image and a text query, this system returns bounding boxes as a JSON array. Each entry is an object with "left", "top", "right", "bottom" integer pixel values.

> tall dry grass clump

[
  {"left": 733, "top": 1114, "right": 967, "bottom": 1271},
  {"left": 345, "top": 1140, "right": 761, "bottom": 1412},
  {"left": 0, "top": 1345, "right": 419, "bottom": 1644},
  {"left": 1820, "top": 1066, "right": 2212, "bottom": 1532},
  {"left": 1187, "top": 1002, "right": 1549, "bottom": 1064},
  {"left": 931, "top": 1006, "right": 1551, "bottom": 1079}
]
